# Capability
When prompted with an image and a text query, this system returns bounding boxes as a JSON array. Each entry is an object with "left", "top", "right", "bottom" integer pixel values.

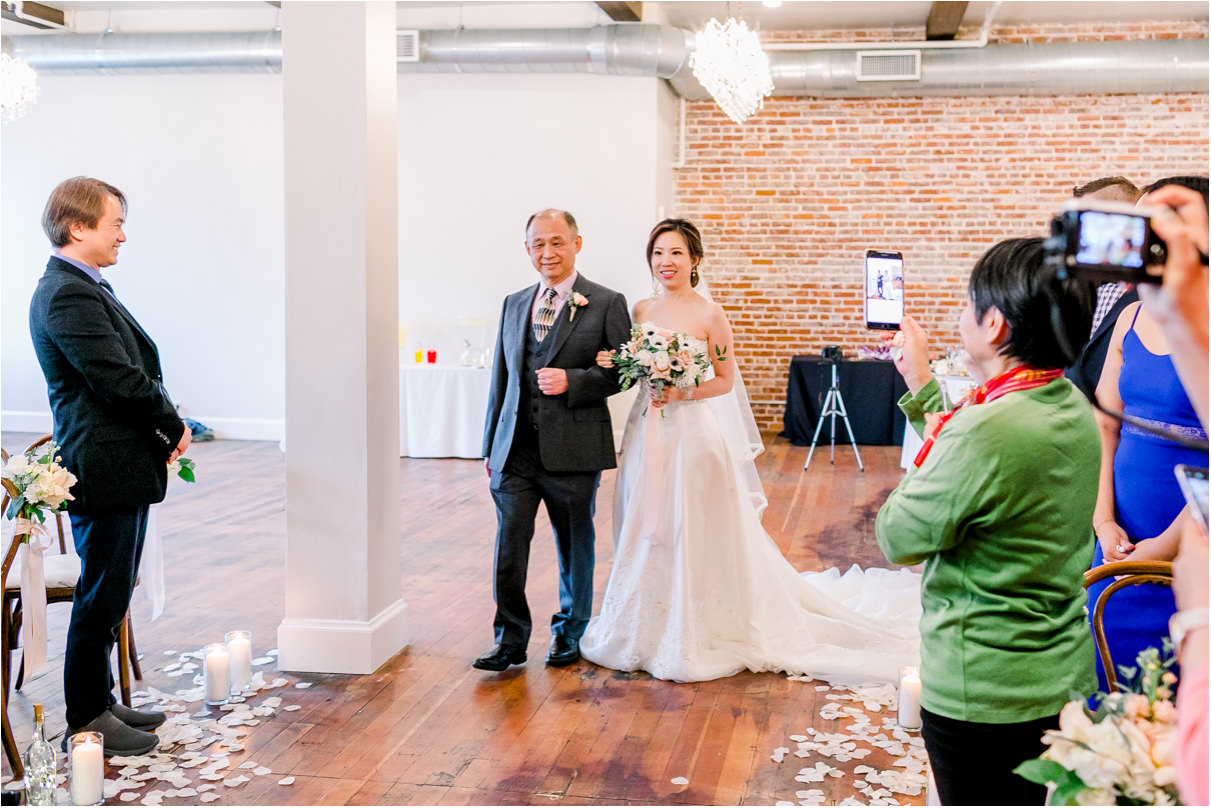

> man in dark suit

[
  {"left": 29, "top": 177, "right": 191, "bottom": 755},
  {"left": 476, "top": 209, "right": 631, "bottom": 671}
]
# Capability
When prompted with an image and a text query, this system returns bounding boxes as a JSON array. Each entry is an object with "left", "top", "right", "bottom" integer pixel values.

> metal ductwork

[
  {"left": 4, "top": 30, "right": 282, "bottom": 74},
  {"left": 771, "top": 39, "right": 1209, "bottom": 97},
  {"left": 4, "top": 25, "right": 1207, "bottom": 98}
]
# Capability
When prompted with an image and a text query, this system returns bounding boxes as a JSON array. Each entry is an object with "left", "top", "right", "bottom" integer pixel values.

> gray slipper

[
  {"left": 109, "top": 702, "right": 167, "bottom": 730},
  {"left": 61, "top": 710, "right": 158, "bottom": 756}
]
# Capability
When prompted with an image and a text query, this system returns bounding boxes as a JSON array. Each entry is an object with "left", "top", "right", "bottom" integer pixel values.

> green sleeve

[
  {"left": 876, "top": 404, "right": 998, "bottom": 566},
  {"left": 899, "top": 377, "right": 944, "bottom": 439}
]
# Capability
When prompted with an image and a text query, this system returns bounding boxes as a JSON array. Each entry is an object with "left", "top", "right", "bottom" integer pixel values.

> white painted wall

[
  {"left": 1, "top": 72, "right": 286, "bottom": 439},
  {"left": 2, "top": 67, "right": 670, "bottom": 439}
]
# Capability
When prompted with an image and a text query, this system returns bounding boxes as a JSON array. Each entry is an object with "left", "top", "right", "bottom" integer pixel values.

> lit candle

[
  {"left": 226, "top": 630, "right": 253, "bottom": 691},
  {"left": 69, "top": 732, "right": 104, "bottom": 805},
  {"left": 204, "top": 642, "right": 231, "bottom": 705},
  {"left": 898, "top": 665, "right": 922, "bottom": 730}
]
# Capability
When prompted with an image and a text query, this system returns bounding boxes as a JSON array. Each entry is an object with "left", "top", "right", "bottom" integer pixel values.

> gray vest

[{"left": 521, "top": 317, "right": 550, "bottom": 430}]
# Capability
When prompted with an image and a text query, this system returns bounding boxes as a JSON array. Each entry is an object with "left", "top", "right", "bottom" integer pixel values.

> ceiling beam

[
  {"left": 1, "top": 0, "right": 66, "bottom": 30},
  {"left": 595, "top": 2, "right": 642, "bottom": 23},
  {"left": 925, "top": 1, "right": 968, "bottom": 41}
]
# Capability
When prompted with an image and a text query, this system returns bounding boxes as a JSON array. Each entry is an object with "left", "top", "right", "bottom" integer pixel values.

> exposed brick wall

[{"left": 676, "top": 22, "right": 1208, "bottom": 432}]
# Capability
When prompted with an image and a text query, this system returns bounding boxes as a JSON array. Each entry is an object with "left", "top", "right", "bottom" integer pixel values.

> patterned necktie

[{"left": 533, "top": 288, "right": 557, "bottom": 342}]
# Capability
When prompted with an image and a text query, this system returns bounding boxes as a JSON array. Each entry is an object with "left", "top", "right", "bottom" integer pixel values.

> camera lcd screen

[
  {"left": 865, "top": 250, "right": 903, "bottom": 331},
  {"left": 1074, "top": 210, "right": 1148, "bottom": 270}
]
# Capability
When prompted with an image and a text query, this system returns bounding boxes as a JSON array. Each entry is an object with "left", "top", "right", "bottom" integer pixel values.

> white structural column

[{"left": 277, "top": 1, "right": 407, "bottom": 674}]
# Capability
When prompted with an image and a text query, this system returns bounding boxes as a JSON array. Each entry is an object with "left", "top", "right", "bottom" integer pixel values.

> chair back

[{"left": 1083, "top": 560, "right": 1174, "bottom": 691}]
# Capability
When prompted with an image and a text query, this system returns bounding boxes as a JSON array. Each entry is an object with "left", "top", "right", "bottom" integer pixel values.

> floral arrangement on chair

[
  {"left": 1, "top": 440, "right": 76, "bottom": 534},
  {"left": 1015, "top": 646, "right": 1180, "bottom": 806}
]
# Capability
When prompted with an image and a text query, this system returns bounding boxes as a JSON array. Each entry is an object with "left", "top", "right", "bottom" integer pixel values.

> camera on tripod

[{"left": 821, "top": 346, "right": 844, "bottom": 364}]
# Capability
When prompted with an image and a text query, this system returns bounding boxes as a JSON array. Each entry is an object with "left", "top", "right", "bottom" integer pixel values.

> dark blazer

[
  {"left": 1065, "top": 288, "right": 1139, "bottom": 402},
  {"left": 483, "top": 273, "right": 631, "bottom": 473},
  {"left": 29, "top": 256, "right": 185, "bottom": 513}
]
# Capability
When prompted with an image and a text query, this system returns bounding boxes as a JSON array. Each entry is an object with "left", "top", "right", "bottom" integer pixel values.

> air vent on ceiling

[
  {"left": 856, "top": 50, "right": 921, "bottom": 82},
  {"left": 397, "top": 30, "right": 420, "bottom": 63}
]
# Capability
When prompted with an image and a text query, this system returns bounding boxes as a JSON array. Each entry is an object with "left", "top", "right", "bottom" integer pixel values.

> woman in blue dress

[{"left": 1090, "top": 297, "right": 1208, "bottom": 691}]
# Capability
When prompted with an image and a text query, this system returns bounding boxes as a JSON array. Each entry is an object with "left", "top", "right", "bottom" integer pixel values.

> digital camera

[
  {"left": 1043, "top": 199, "right": 1167, "bottom": 284},
  {"left": 821, "top": 346, "right": 844, "bottom": 363}
]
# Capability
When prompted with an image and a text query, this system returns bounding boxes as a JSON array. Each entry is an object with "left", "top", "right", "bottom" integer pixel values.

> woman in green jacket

[{"left": 877, "top": 237, "right": 1099, "bottom": 806}]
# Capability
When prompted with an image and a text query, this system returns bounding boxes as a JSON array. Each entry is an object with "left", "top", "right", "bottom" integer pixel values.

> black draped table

[{"left": 782, "top": 356, "right": 909, "bottom": 446}]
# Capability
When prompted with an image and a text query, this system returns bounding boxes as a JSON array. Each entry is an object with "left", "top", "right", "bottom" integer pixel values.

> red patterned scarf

[{"left": 913, "top": 366, "right": 1064, "bottom": 468}]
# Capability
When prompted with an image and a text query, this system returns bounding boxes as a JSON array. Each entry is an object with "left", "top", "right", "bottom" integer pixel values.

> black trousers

[
  {"left": 921, "top": 707, "right": 1057, "bottom": 806},
  {"left": 65, "top": 507, "right": 148, "bottom": 729},
  {"left": 489, "top": 419, "right": 600, "bottom": 648}
]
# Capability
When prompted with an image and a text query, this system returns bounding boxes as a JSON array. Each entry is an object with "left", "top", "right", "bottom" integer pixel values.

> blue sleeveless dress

[{"left": 1087, "top": 308, "right": 1208, "bottom": 693}]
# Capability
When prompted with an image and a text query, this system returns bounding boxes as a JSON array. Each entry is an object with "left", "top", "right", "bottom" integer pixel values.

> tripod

[{"left": 803, "top": 361, "right": 864, "bottom": 472}]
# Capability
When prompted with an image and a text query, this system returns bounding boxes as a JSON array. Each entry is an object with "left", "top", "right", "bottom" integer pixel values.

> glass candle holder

[
  {"left": 68, "top": 731, "right": 104, "bottom": 806},
  {"left": 225, "top": 630, "right": 253, "bottom": 692},
  {"left": 203, "top": 642, "right": 231, "bottom": 705},
  {"left": 897, "top": 665, "right": 922, "bottom": 730}
]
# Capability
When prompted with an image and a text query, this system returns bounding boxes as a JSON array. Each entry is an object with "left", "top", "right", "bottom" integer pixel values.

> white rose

[
  {"left": 3, "top": 454, "right": 29, "bottom": 475},
  {"left": 652, "top": 352, "right": 671, "bottom": 371},
  {"left": 636, "top": 352, "right": 654, "bottom": 368}
]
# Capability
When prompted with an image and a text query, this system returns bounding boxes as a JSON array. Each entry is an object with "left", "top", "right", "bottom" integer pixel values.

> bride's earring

[{"left": 691, "top": 266, "right": 700, "bottom": 287}]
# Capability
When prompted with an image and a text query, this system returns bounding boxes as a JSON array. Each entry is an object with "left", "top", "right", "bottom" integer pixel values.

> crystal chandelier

[
  {"left": 1, "top": 52, "right": 40, "bottom": 124},
  {"left": 690, "top": 17, "right": 774, "bottom": 125}
]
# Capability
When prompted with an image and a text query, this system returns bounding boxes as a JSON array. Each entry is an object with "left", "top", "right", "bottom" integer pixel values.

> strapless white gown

[{"left": 580, "top": 333, "right": 921, "bottom": 684}]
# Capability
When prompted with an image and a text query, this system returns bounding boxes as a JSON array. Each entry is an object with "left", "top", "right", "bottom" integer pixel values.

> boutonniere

[{"left": 568, "top": 292, "right": 589, "bottom": 321}]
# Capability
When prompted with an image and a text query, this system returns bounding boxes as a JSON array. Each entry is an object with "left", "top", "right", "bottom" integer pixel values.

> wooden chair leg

[
  {"left": 125, "top": 613, "right": 142, "bottom": 681},
  {"left": 117, "top": 615, "right": 132, "bottom": 708},
  {"left": 1, "top": 599, "right": 20, "bottom": 782},
  {"left": 11, "top": 608, "right": 23, "bottom": 692},
  {"left": 2, "top": 705, "right": 21, "bottom": 783}
]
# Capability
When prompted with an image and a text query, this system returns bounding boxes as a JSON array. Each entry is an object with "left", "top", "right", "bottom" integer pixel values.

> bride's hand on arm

[{"left": 595, "top": 350, "right": 615, "bottom": 368}]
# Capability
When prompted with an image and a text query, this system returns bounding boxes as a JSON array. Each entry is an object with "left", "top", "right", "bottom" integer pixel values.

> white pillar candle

[
  {"left": 226, "top": 631, "right": 253, "bottom": 691},
  {"left": 204, "top": 643, "right": 231, "bottom": 704},
  {"left": 69, "top": 732, "right": 104, "bottom": 805},
  {"left": 898, "top": 665, "right": 923, "bottom": 730}
]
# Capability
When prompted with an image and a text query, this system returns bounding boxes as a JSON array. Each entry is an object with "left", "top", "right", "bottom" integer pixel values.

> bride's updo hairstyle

[{"left": 646, "top": 218, "right": 705, "bottom": 287}]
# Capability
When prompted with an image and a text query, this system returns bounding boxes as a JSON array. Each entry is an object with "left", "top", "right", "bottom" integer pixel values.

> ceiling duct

[{"left": 3, "top": 26, "right": 1206, "bottom": 99}]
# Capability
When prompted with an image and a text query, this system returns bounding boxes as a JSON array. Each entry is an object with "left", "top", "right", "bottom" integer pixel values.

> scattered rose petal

[
  {"left": 252, "top": 656, "right": 274, "bottom": 665},
  {"left": 200, "top": 794, "right": 221, "bottom": 803},
  {"left": 294, "top": 682, "right": 312, "bottom": 689},
  {"left": 670, "top": 777, "right": 689, "bottom": 785},
  {"left": 283, "top": 705, "right": 302, "bottom": 712},
  {"left": 254, "top": 766, "right": 272, "bottom": 776},
  {"left": 278, "top": 776, "right": 295, "bottom": 786}
]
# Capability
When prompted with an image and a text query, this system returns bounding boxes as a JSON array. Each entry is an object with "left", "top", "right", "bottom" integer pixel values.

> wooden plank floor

[{"left": 2, "top": 431, "right": 921, "bottom": 806}]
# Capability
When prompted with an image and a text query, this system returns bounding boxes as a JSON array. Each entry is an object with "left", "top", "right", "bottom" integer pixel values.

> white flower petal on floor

[
  {"left": 771, "top": 746, "right": 790, "bottom": 763},
  {"left": 254, "top": 766, "right": 272, "bottom": 776},
  {"left": 294, "top": 682, "right": 312, "bottom": 688},
  {"left": 200, "top": 792, "right": 221, "bottom": 802},
  {"left": 278, "top": 776, "right": 296, "bottom": 786},
  {"left": 252, "top": 656, "right": 274, "bottom": 665},
  {"left": 670, "top": 776, "right": 689, "bottom": 785}
]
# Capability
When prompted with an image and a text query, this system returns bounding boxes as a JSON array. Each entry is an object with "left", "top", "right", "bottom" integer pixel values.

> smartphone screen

[
  {"left": 1174, "top": 465, "right": 1209, "bottom": 534},
  {"left": 865, "top": 250, "right": 904, "bottom": 331}
]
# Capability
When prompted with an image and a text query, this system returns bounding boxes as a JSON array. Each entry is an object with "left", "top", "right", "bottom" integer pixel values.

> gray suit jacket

[{"left": 483, "top": 274, "right": 631, "bottom": 473}]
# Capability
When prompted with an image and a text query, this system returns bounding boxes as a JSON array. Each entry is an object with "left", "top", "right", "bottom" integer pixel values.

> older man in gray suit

[{"left": 476, "top": 209, "right": 631, "bottom": 671}]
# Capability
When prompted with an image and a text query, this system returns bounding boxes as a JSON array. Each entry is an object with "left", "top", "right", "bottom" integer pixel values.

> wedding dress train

[{"left": 580, "top": 335, "right": 921, "bottom": 684}]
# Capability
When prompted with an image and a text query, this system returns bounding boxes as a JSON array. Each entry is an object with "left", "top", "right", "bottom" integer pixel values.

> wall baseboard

[{"left": 1, "top": 410, "right": 284, "bottom": 442}]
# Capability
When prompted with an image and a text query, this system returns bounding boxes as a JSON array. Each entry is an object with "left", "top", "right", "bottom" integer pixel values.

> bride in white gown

[{"left": 579, "top": 218, "right": 921, "bottom": 684}]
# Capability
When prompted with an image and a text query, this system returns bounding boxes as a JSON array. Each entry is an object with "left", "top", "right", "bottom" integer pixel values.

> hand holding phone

[
  {"left": 1175, "top": 464, "right": 1209, "bottom": 534},
  {"left": 865, "top": 250, "right": 904, "bottom": 331}
]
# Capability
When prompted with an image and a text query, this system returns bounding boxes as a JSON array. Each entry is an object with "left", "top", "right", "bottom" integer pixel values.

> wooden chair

[
  {"left": 1084, "top": 559, "right": 1175, "bottom": 692},
  {"left": 2, "top": 436, "right": 143, "bottom": 778}
]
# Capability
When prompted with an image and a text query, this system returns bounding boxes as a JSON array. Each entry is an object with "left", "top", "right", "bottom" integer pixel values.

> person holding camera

[
  {"left": 1086, "top": 176, "right": 1209, "bottom": 694},
  {"left": 876, "top": 238, "right": 1099, "bottom": 806}
]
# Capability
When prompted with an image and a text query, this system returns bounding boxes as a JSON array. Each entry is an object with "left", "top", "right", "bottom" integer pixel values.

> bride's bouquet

[
  {"left": 1014, "top": 646, "right": 1180, "bottom": 806},
  {"left": 611, "top": 322, "right": 714, "bottom": 397}
]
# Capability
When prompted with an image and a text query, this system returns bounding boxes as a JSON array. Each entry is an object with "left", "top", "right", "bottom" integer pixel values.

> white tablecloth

[
  {"left": 899, "top": 375, "right": 978, "bottom": 469},
  {"left": 400, "top": 364, "right": 492, "bottom": 458}
]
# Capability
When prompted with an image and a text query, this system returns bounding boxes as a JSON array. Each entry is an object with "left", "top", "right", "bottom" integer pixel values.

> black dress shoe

[
  {"left": 473, "top": 643, "right": 526, "bottom": 671},
  {"left": 546, "top": 635, "right": 580, "bottom": 667}
]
